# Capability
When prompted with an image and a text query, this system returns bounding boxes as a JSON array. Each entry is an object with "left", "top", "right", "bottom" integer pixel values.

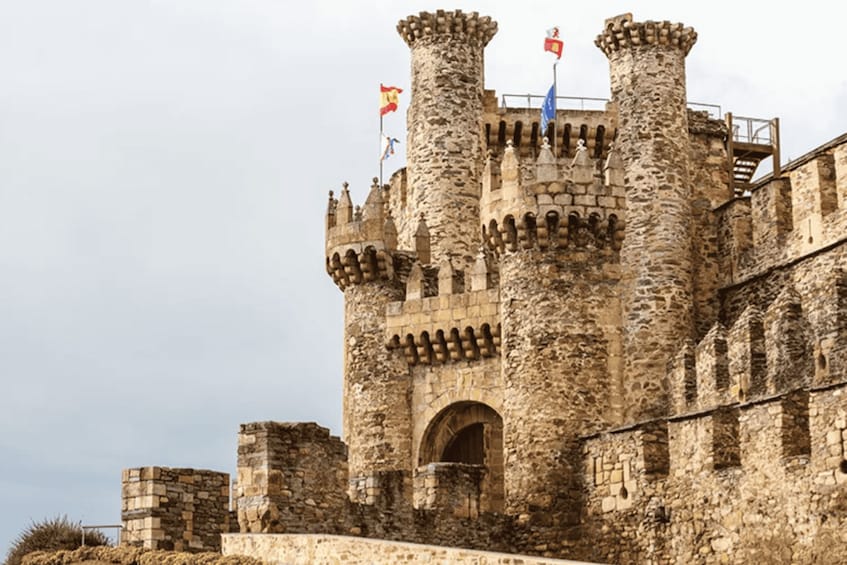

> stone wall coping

[{"left": 221, "top": 533, "right": 605, "bottom": 565}]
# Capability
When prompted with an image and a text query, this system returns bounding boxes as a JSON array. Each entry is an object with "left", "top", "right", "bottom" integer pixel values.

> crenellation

[
  {"left": 751, "top": 176, "right": 794, "bottom": 262},
  {"left": 694, "top": 323, "right": 733, "bottom": 410},
  {"left": 764, "top": 286, "right": 813, "bottom": 394},
  {"left": 713, "top": 137, "right": 847, "bottom": 290},
  {"left": 483, "top": 108, "right": 616, "bottom": 161},
  {"left": 396, "top": 10, "right": 497, "bottom": 48},
  {"left": 836, "top": 143, "right": 847, "bottom": 208},
  {"left": 595, "top": 13, "right": 697, "bottom": 57},
  {"left": 791, "top": 153, "right": 839, "bottom": 252},
  {"left": 728, "top": 305, "right": 767, "bottom": 400},
  {"left": 717, "top": 197, "right": 754, "bottom": 285}
]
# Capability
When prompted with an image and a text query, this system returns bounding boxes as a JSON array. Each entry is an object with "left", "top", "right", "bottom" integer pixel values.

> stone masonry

[
  {"left": 128, "top": 9, "right": 847, "bottom": 565},
  {"left": 121, "top": 467, "right": 229, "bottom": 553},
  {"left": 598, "top": 13, "right": 698, "bottom": 421}
]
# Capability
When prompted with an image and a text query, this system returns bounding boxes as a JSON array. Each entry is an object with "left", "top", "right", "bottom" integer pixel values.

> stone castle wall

[
  {"left": 233, "top": 422, "right": 349, "bottom": 535},
  {"left": 121, "top": 467, "right": 230, "bottom": 553},
  {"left": 579, "top": 385, "right": 847, "bottom": 564},
  {"left": 342, "top": 282, "right": 412, "bottom": 480}
]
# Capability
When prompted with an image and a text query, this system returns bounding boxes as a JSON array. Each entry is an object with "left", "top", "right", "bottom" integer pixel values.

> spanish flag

[{"left": 380, "top": 84, "right": 403, "bottom": 116}]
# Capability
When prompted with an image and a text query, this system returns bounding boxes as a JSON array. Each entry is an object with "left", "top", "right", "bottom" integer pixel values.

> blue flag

[{"left": 540, "top": 84, "right": 556, "bottom": 133}]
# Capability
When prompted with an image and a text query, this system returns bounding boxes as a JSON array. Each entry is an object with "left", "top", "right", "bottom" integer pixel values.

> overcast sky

[{"left": 1, "top": 0, "right": 844, "bottom": 555}]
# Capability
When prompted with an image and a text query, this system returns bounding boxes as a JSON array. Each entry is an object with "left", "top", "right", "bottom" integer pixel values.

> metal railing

[
  {"left": 731, "top": 115, "right": 774, "bottom": 145},
  {"left": 500, "top": 94, "right": 609, "bottom": 111},
  {"left": 500, "top": 94, "right": 723, "bottom": 119},
  {"left": 687, "top": 101, "right": 722, "bottom": 119},
  {"left": 82, "top": 524, "right": 123, "bottom": 546}
]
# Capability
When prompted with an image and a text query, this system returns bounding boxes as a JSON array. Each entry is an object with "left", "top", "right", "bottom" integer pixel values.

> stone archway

[{"left": 419, "top": 401, "right": 504, "bottom": 513}]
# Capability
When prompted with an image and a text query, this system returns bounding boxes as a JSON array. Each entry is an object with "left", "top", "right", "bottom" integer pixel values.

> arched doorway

[{"left": 419, "top": 402, "right": 504, "bottom": 512}]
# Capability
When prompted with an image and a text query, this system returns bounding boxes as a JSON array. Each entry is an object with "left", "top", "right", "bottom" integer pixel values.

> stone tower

[
  {"left": 487, "top": 140, "right": 625, "bottom": 519},
  {"left": 398, "top": 10, "right": 498, "bottom": 272},
  {"left": 596, "top": 14, "right": 698, "bottom": 420},
  {"left": 325, "top": 180, "right": 411, "bottom": 484}
]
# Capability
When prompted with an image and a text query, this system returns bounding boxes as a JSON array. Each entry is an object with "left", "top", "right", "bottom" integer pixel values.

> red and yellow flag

[
  {"left": 380, "top": 84, "right": 403, "bottom": 116},
  {"left": 544, "top": 27, "right": 563, "bottom": 59}
]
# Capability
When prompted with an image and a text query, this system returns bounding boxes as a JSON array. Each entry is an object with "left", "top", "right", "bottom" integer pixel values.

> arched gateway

[{"left": 418, "top": 401, "right": 504, "bottom": 513}]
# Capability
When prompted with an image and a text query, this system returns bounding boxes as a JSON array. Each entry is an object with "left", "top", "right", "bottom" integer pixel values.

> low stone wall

[
  {"left": 221, "top": 533, "right": 601, "bottom": 565},
  {"left": 121, "top": 466, "right": 230, "bottom": 552},
  {"left": 413, "top": 462, "right": 485, "bottom": 518},
  {"left": 234, "top": 422, "right": 349, "bottom": 534}
]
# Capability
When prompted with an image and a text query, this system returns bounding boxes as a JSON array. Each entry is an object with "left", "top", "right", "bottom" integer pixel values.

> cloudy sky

[{"left": 0, "top": 0, "right": 844, "bottom": 554}]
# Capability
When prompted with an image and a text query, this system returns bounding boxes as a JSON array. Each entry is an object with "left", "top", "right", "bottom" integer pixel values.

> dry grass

[{"left": 21, "top": 546, "right": 262, "bottom": 565}]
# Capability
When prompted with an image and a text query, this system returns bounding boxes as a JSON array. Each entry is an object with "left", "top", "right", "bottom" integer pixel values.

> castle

[{"left": 119, "top": 10, "right": 847, "bottom": 565}]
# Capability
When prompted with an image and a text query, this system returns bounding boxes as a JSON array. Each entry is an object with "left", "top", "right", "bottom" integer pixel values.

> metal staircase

[{"left": 726, "top": 114, "right": 780, "bottom": 194}]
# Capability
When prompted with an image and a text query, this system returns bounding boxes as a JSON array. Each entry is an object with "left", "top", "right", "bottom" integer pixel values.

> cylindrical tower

[
  {"left": 325, "top": 183, "right": 412, "bottom": 485},
  {"left": 486, "top": 142, "right": 626, "bottom": 520},
  {"left": 596, "top": 13, "right": 698, "bottom": 421},
  {"left": 397, "top": 10, "right": 498, "bottom": 271},
  {"left": 500, "top": 249, "right": 618, "bottom": 519},
  {"left": 343, "top": 282, "right": 410, "bottom": 478}
]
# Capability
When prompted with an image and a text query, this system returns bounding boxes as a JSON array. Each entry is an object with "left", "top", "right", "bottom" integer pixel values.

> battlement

[
  {"left": 480, "top": 138, "right": 625, "bottom": 258},
  {"left": 717, "top": 136, "right": 847, "bottom": 285},
  {"left": 668, "top": 279, "right": 839, "bottom": 414},
  {"left": 325, "top": 179, "right": 424, "bottom": 290},
  {"left": 385, "top": 288, "right": 500, "bottom": 366},
  {"left": 483, "top": 102, "right": 617, "bottom": 161},
  {"left": 595, "top": 13, "right": 697, "bottom": 56},
  {"left": 396, "top": 10, "right": 498, "bottom": 48},
  {"left": 582, "top": 385, "right": 821, "bottom": 512}
]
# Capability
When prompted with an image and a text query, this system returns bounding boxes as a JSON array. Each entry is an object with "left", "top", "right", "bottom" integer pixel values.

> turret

[
  {"left": 397, "top": 10, "right": 498, "bottom": 272},
  {"left": 483, "top": 133, "right": 626, "bottom": 518},
  {"left": 324, "top": 179, "right": 412, "bottom": 492},
  {"left": 596, "top": 13, "right": 698, "bottom": 421}
]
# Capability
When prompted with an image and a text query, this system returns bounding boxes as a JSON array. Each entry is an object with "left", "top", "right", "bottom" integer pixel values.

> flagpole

[
  {"left": 379, "top": 112, "right": 384, "bottom": 188},
  {"left": 552, "top": 60, "right": 558, "bottom": 154}
]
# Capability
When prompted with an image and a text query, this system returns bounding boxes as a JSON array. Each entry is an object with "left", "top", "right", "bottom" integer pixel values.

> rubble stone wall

[
  {"left": 233, "top": 422, "right": 348, "bottom": 535},
  {"left": 579, "top": 385, "right": 847, "bottom": 564},
  {"left": 717, "top": 138, "right": 847, "bottom": 285},
  {"left": 688, "top": 112, "right": 730, "bottom": 339},
  {"left": 499, "top": 248, "right": 619, "bottom": 517},
  {"left": 343, "top": 282, "right": 412, "bottom": 480}
]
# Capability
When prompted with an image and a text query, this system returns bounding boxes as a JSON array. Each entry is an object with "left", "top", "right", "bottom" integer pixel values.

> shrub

[{"left": 4, "top": 515, "right": 109, "bottom": 565}]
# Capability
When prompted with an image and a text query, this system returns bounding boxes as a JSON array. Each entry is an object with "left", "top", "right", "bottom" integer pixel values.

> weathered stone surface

[
  {"left": 600, "top": 13, "right": 696, "bottom": 422},
  {"left": 121, "top": 467, "right": 230, "bottom": 553},
  {"left": 221, "top": 533, "right": 599, "bottom": 565}
]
